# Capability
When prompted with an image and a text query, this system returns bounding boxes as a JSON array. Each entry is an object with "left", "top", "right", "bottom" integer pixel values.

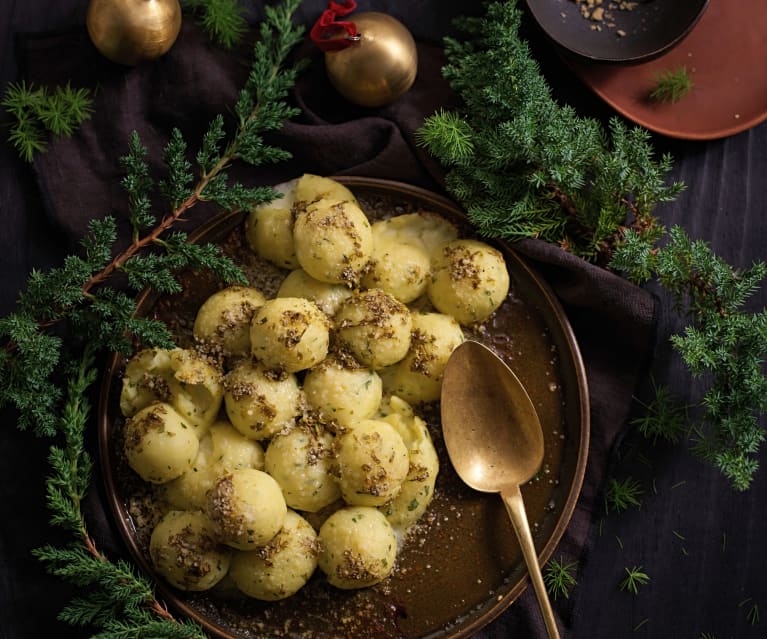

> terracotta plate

[
  {"left": 566, "top": 0, "right": 767, "bottom": 140},
  {"left": 98, "top": 177, "right": 590, "bottom": 639},
  {"left": 526, "top": 0, "right": 708, "bottom": 64}
]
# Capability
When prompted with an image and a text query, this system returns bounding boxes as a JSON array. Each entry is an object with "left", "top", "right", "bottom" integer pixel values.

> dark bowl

[
  {"left": 98, "top": 177, "right": 590, "bottom": 639},
  {"left": 526, "top": 0, "right": 709, "bottom": 64}
]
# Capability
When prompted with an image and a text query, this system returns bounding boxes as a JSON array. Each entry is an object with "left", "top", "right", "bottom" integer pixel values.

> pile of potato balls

[{"left": 118, "top": 175, "right": 510, "bottom": 601}]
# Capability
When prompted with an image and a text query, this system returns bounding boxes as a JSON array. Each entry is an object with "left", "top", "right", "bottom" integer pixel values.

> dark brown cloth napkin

[{"left": 21, "top": 17, "right": 657, "bottom": 638}]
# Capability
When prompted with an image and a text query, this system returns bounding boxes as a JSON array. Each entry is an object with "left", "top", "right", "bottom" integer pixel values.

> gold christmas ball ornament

[
  {"left": 86, "top": 0, "right": 182, "bottom": 66},
  {"left": 324, "top": 12, "right": 418, "bottom": 108}
]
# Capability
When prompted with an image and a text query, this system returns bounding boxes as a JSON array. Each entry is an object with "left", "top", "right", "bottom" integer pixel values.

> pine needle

[{"left": 1, "top": 81, "right": 93, "bottom": 161}]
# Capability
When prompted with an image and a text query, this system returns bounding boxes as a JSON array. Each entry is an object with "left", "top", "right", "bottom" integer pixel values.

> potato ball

[
  {"left": 361, "top": 236, "right": 431, "bottom": 304},
  {"left": 369, "top": 211, "right": 459, "bottom": 254},
  {"left": 206, "top": 468, "right": 287, "bottom": 550},
  {"left": 302, "top": 356, "right": 382, "bottom": 427},
  {"left": 333, "top": 419, "right": 409, "bottom": 507},
  {"left": 223, "top": 361, "right": 302, "bottom": 440},
  {"left": 149, "top": 510, "right": 231, "bottom": 591},
  {"left": 245, "top": 178, "right": 300, "bottom": 270},
  {"left": 119, "top": 347, "right": 223, "bottom": 435},
  {"left": 380, "top": 312, "right": 464, "bottom": 404},
  {"left": 317, "top": 506, "right": 397, "bottom": 589},
  {"left": 427, "top": 238, "right": 510, "bottom": 325},
  {"left": 123, "top": 402, "right": 199, "bottom": 484},
  {"left": 277, "top": 268, "right": 353, "bottom": 316},
  {"left": 163, "top": 420, "right": 266, "bottom": 511},
  {"left": 293, "top": 198, "right": 373, "bottom": 286},
  {"left": 334, "top": 289, "right": 413, "bottom": 369},
  {"left": 376, "top": 396, "right": 439, "bottom": 530},
  {"left": 294, "top": 173, "right": 357, "bottom": 206},
  {"left": 229, "top": 510, "right": 319, "bottom": 601},
  {"left": 193, "top": 286, "right": 267, "bottom": 358},
  {"left": 162, "top": 431, "right": 217, "bottom": 510},
  {"left": 208, "top": 419, "right": 266, "bottom": 471},
  {"left": 250, "top": 297, "right": 330, "bottom": 373},
  {"left": 264, "top": 422, "right": 341, "bottom": 512}
]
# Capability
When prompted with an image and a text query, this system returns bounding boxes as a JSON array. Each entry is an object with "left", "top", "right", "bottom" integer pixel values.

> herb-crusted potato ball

[
  {"left": 302, "top": 355, "right": 382, "bottom": 427},
  {"left": 223, "top": 361, "right": 302, "bottom": 441},
  {"left": 333, "top": 418, "right": 409, "bottom": 507},
  {"left": 277, "top": 268, "right": 353, "bottom": 316},
  {"left": 208, "top": 419, "right": 266, "bottom": 472},
  {"left": 206, "top": 468, "right": 287, "bottom": 550},
  {"left": 250, "top": 297, "right": 330, "bottom": 373},
  {"left": 381, "top": 312, "right": 464, "bottom": 404},
  {"left": 334, "top": 289, "right": 413, "bottom": 370},
  {"left": 245, "top": 179, "right": 300, "bottom": 270},
  {"left": 123, "top": 402, "right": 199, "bottom": 484},
  {"left": 360, "top": 211, "right": 457, "bottom": 304},
  {"left": 193, "top": 286, "right": 267, "bottom": 358},
  {"left": 361, "top": 236, "right": 431, "bottom": 304},
  {"left": 163, "top": 420, "right": 266, "bottom": 511},
  {"left": 119, "top": 347, "right": 223, "bottom": 435},
  {"left": 264, "top": 421, "right": 340, "bottom": 512},
  {"left": 293, "top": 198, "right": 373, "bottom": 286},
  {"left": 317, "top": 506, "right": 397, "bottom": 589},
  {"left": 376, "top": 396, "right": 439, "bottom": 530},
  {"left": 427, "top": 239, "right": 510, "bottom": 325},
  {"left": 149, "top": 510, "right": 232, "bottom": 591},
  {"left": 162, "top": 431, "right": 217, "bottom": 510},
  {"left": 229, "top": 510, "right": 319, "bottom": 601}
]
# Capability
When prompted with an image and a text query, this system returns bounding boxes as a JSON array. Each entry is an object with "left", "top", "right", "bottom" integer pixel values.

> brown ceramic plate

[
  {"left": 98, "top": 177, "right": 589, "bottom": 639},
  {"left": 525, "top": 0, "right": 708, "bottom": 64},
  {"left": 566, "top": 0, "right": 767, "bottom": 140}
]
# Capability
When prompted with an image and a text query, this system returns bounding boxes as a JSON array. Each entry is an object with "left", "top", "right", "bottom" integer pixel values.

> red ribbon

[{"left": 310, "top": 0, "right": 359, "bottom": 52}]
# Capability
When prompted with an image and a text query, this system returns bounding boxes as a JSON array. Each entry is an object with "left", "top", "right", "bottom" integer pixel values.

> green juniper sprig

[
  {"left": 2, "top": 1, "right": 305, "bottom": 634},
  {"left": 604, "top": 476, "right": 644, "bottom": 514},
  {"left": 1, "top": 0, "right": 306, "bottom": 438},
  {"left": 415, "top": 0, "right": 684, "bottom": 264},
  {"left": 544, "top": 556, "right": 578, "bottom": 600},
  {"left": 184, "top": 0, "right": 249, "bottom": 49},
  {"left": 619, "top": 565, "right": 650, "bottom": 594},
  {"left": 31, "top": 347, "right": 207, "bottom": 637},
  {"left": 2, "top": 81, "right": 93, "bottom": 162},
  {"left": 417, "top": 0, "right": 765, "bottom": 493},
  {"left": 650, "top": 67, "right": 694, "bottom": 104},
  {"left": 612, "top": 226, "right": 767, "bottom": 491},
  {"left": 631, "top": 380, "right": 690, "bottom": 445}
]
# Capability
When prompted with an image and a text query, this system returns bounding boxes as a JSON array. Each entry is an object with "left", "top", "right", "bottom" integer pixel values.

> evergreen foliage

[
  {"left": 419, "top": 0, "right": 766, "bottom": 490},
  {"left": 613, "top": 227, "right": 767, "bottom": 490},
  {"left": 2, "top": 81, "right": 93, "bottom": 162},
  {"left": 630, "top": 381, "right": 689, "bottom": 445},
  {"left": 2, "top": 1, "right": 305, "bottom": 633},
  {"left": 1, "top": 0, "right": 305, "bottom": 439},
  {"left": 416, "top": 0, "right": 683, "bottom": 263},
  {"left": 603, "top": 476, "right": 644, "bottom": 514},
  {"left": 650, "top": 67, "right": 694, "bottom": 104},
  {"left": 184, "top": 0, "right": 249, "bottom": 49},
  {"left": 619, "top": 565, "right": 650, "bottom": 594},
  {"left": 31, "top": 348, "right": 206, "bottom": 637},
  {"left": 544, "top": 557, "right": 578, "bottom": 600}
]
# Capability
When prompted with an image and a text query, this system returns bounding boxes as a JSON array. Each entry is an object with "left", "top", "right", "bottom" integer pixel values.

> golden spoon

[{"left": 440, "top": 340, "right": 560, "bottom": 639}]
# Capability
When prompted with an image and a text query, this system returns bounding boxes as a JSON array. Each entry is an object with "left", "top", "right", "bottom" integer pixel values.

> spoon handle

[{"left": 502, "top": 486, "right": 561, "bottom": 639}]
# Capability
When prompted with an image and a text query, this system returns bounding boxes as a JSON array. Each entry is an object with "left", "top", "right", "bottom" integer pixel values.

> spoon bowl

[{"left": 441, "top": 340, "right": 560, "bottom": 638}]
